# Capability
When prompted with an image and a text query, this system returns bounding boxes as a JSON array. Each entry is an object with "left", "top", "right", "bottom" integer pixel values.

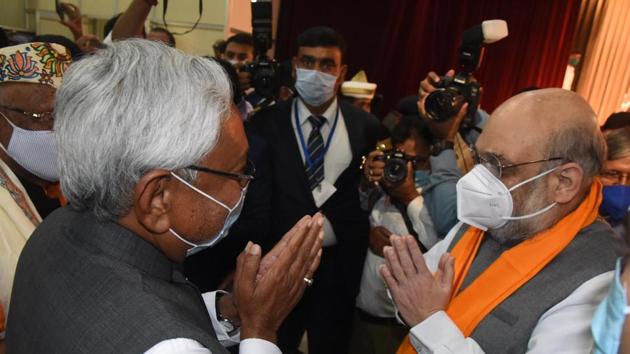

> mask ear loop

[
  {"left": 170, "top": 171, "right": 231, "bottom": 209},
  {"left": 502, "top": 165, "right": 561, "bottom": 221},
  {"left": 0, "top": 111, "right": 14, "bottom": 154}
]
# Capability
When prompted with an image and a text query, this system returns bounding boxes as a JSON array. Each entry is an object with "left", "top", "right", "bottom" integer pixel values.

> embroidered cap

[
  {"left": 341, "top": 70, "right": 377, "bottom": 99},
  {"left": 0, "top": 42, "right": 72, "bottom": 89}
]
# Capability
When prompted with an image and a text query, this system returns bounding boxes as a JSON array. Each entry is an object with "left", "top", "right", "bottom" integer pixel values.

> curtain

[
  {"left": 575, "top": 0, "right": 630, "bottom": 124},
  {"left": 276, "top": 0, "right": 582, "bottom": 115}
]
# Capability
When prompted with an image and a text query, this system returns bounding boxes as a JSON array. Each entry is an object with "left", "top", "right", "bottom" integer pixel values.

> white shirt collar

[{"left": 295, "top": 97, "right": 339, "bottom": 127}]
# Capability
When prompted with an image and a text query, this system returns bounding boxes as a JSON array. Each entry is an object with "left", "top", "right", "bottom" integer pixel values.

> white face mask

[
  {"left": 169, "top": 172, "right": 248, "bottom": 257},
  {"left": 228, "top": 59, "right": 244, "bottom": 67},
  {"left": 456, "top": 164, "right": 559, "bottom": 231},
  {"left": 0, "top": 111, "right": 59, "bottom": 182},
  {"left": 294, "top": 68, "right": 338, "bottom": 107}
]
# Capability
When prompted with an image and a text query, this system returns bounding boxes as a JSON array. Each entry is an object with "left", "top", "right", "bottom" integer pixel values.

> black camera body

[
  {"left": 248, "top": 0, "right": 278, "bottom": 99},
  {"left": 425, "top": 74, "right": 481, "bottom": 126},
  {"left": 424, "top": 20, "right": 508, "bottom": 128},
  {"left": 375, "top": 150, "right": 418, "bottom": 185}
]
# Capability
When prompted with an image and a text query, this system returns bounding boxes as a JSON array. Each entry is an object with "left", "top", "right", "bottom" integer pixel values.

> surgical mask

[
  {"left": 414, "top": 169, "right": 431, "bottom": 188},
  {"left": 294, "top": 68, "right": 338, "bottom": 107},
  {"left": 0, "top": 111, "right": 58, "bottom": 182},
  {"left": 601, "top": 185, "right": 630, "bottom": 226},
  {"left": 456, "top": 164, "right": 558, "bottom": 231},
  {"left": 169, "top": 172, "right": 248, "bottom": 256},
  {"left": 591, "top": 258, "right": 628, "bottom": 354}
]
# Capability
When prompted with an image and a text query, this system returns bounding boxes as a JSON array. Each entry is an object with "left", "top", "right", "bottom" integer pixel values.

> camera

[
  {"left": 246, "top": 0, "right": 278, "bottom": 99},
  {"left": 425, "top": 20, "right": 508, "bottom": 126},
  {"left": 375, "top": 150, "right": 420, "bottom": 185}
]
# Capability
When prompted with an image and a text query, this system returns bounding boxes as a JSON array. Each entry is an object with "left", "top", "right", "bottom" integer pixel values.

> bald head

[{"left": 478, "top": 88, "right": 605, "bottom": 179}]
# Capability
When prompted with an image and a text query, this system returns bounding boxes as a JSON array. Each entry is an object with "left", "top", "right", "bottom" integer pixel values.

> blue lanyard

[{"left": 294, "top": 99, "right": 340, "bottom": 169}]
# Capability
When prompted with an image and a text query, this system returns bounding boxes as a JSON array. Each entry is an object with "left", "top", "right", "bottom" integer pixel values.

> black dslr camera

[
  {"left": 375, "top": 150, "right": 421, "bottom": 185},
  {"left": 425, "top": 20, "right": 508, "bottom": 128},
  {"left": 245, "top": 0, "right": 278, "bottom": 99}
]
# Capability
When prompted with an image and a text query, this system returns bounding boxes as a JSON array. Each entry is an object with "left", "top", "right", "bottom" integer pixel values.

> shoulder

[
  {"left": 339, "top": 100, "right": 380, "bottom": 130},
  {"left": 248, "top": 100, "right": 292, "bottom": 130}
]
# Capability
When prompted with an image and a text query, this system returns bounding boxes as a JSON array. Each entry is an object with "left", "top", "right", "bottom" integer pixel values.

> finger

[
  {"left": 418, "top": 94, "right": 428, "bottom": 119},
  {"left": 304, "top": 248, "right": 322, "bottom": 280},
  {"left": 383, "top": 241, "right": 406, "bottom": 283},
  {"left": 448, "top": 103, "right": 469, "bottom": 139},
  {"left": 420, "top": 79, "right": 435, "bottom": 95},
  {"left": 234, "top": 242, "right": 254, "bottom": 296},
  {"left": 427, "top": 71, "right": 440, "bottom": 84},
  {"left": 369, "top": 161, "right": 386, "bottom": 169},
  {"left": 368, "top": 150, "right": 384, "bottom": 158},
  {"left": 445, "top": 69, "right": 455, "bottom": 77},
  {"left": 393, "top": 235, "right": 417, "bottom": 278},
  {"left": 438, "top": 253, "right": 455, "bottom": 290},
  {"left": 267, "top": 215, "right": 310, "bottom": 258},
  {"left": 406, "top": 235, "right": 431, "bottom": 275},
  {"left": 274, "top": 215, "right": 316, "bottom": 272},
  {"left": 379, "top": 264, "right": 399, "bottom": 291},
  {"left": 299, "top": 217, "right": 324, "bottom": 276}
]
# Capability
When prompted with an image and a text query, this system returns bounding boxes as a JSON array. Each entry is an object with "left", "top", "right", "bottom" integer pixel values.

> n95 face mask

[{"left": 456, "top": 164, "right": 558, "bottom": 231}]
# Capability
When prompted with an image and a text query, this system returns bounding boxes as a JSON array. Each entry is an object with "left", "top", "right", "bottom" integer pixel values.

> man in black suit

[{"left": 248, "top": 26, "right": 380, "bottom": 354}]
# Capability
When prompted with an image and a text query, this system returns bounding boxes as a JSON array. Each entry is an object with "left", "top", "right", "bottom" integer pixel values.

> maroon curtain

[{"left": 276, "top": 0, "right": 582, "bottom": 114}]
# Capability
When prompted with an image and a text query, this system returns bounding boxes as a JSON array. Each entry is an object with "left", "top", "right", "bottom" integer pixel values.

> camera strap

[
  {"left": 294, "top": 98, "right": 340, "bottom": 169},
  {"left": 391, "top": 198, "right": 427, "bottom": 252},
  {"left": 162, "top": 0, "right": 203, "bottom": 35}
]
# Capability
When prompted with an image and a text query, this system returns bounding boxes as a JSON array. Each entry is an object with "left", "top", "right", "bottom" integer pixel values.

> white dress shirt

[
  {"left": 356, "top": 190, "right": 439, "bottom": 318},
  {"left": 291, "top": 97, "right": 352, "bottom": 246},
  {"left": 143, "top": 291, "right": 281, "bottom": 354},
  {"left": 403, "top": 222, "right": 614, "bottom": 353}
]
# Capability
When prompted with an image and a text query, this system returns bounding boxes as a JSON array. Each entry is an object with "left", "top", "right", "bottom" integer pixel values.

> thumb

[{"left": 235, "top": 242, "right": 262, "bottom": 298}]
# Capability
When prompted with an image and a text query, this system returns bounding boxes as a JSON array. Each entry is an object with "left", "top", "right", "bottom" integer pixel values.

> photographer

[
  {"left": 221, "top": 33, "right": 255, "bottom": 92},
  {"left": 351, "top": 117, "right": 438, "bottom": 354},
  {"left": 363, "top": 69, "right": 488, "bottom": 238}
]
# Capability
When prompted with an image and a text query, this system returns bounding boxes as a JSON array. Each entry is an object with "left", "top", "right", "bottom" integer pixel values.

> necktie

[{"left": 306, "top": 115, "right": 326, "bottom": 190}]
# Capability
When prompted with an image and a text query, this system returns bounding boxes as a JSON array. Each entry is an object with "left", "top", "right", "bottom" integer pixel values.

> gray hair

[
  {"left": 55, "top": 39, "right": 232, "bottom": 220},
  {"left": 605, "top": 126, "right": 630, "bottom": 161},
  {"left": 548, "top": 121, "right": 606, "bottom": 178}
]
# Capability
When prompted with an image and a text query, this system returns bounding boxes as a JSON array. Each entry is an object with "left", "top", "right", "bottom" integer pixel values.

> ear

[
  {"left": 552, "top": 162, "right": 584, "bottom": 204},
  {"left": 132, "top": 169, "right": 174, "bottom": 235},
  {"left": 338, "top": 64, "right": 348, "bottom": 83}
]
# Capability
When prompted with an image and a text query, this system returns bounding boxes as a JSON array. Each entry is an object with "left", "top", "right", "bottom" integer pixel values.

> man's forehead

[
  {"left": 225, "top": 42, "right": 253, "bottom": 53},
  {"left": 297, "top": 46, "right": 341, "bottom": 60}
]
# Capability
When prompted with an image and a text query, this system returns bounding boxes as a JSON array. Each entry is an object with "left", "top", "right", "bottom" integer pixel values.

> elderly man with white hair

[{"left": 6, "top": 39, "right": 323, "bottom": 354}]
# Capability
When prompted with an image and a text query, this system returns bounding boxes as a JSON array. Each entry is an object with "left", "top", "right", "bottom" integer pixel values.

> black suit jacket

[{"left": 248, "top": 98, "right": 380, "bottom": 297}]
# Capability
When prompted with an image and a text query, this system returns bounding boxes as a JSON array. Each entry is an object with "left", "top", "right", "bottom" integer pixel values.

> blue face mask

[
  {"left": 601, "top": 185, "right": 630, "bottom": 226},
  {"left": 592, "top": 258, "right": 629, "bottom": 354},
  {"left": 414, "top": 169, "right": 431, "bottom": 188},
  {"left": 294, "top": 68, "right": 338, "bottom": 107}
]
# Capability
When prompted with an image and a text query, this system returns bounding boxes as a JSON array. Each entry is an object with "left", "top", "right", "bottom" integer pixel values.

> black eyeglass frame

[{"left": 186, "top": 159, "right": 256, "bottom": 188}]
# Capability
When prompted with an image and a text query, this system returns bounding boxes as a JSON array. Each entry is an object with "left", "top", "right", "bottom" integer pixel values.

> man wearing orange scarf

[{"left": 381, "top": 89, "right": 617, "bottom": 353}]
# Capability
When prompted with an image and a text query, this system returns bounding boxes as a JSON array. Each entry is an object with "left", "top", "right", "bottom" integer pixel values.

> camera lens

[
  {"left": 383, "top": 158, "right": 407, "bottom": 184},
  {"left": 424, "top": 88, "right": 464, "bottom": 121}
]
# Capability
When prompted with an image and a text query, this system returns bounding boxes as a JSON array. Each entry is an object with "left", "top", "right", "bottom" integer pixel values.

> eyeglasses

[
  {"left": 0, "top": 104, "right": 54, "bottom": 123},
  {"left": 469, "top": 145, "right": 564, "bottom": 178},
  {"left": 187, "top": 159, "right": 256, "bottom": 188}
]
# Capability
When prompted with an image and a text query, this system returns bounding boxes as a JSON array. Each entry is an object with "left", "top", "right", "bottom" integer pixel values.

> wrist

[
  {"left": 216, "top": 292, "right": 241, "bottom": 330},
  {"left": 398, "top": 190, "right": 420, "bottom": 205},
  {"left": 240, "top": 325, "right": 277, "bottom": 343}
]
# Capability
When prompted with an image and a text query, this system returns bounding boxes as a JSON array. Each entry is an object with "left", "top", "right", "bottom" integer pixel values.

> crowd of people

[{"left": 1, "top": 0, "right": 630, "bottom": 353}]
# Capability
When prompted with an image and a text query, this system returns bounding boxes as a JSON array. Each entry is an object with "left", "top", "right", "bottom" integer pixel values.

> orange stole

[{"left": 397, "top": 180, "right": 602, "bottom": 354}]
